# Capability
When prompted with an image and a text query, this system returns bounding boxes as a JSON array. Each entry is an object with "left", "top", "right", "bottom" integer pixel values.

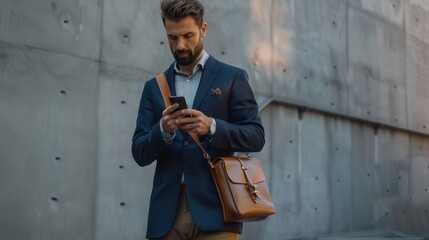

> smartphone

[{"left": 169, "top": 96, "right": 188, "bottom": 112}]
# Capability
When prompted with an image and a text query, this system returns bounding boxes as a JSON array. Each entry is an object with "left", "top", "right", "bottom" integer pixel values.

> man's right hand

[{"left": 161, "top": 103, "right": 186, "bottom": 133}]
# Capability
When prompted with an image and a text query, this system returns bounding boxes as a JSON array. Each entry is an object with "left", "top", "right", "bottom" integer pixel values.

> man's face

[{"left": 165, "top": 16, "right": 207, "bottom": 66}]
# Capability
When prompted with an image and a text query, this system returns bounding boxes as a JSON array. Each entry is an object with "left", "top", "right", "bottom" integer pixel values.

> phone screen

[{"left": 169, "top": 96, "right": 188, "bottom": 112}]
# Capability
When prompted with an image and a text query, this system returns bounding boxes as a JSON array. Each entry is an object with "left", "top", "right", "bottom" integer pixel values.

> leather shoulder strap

[{"left": 156, "top": 73, "right": 171, "bottom": 108}]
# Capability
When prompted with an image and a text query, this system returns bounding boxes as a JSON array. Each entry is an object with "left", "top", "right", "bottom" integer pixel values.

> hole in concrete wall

[
  {"left": 287, "top": 175, "right": 291, "bottom": 179},
  {"left": 385, "top": 212, "right": 389, "bottom": 216},
  {"left": 398, "top": 176, "right": 401, "bottom": 180},
  {"left": 337, "top": 178, "right": 340, "bottom": 183},
  {"left": 423, "top": 125, "right": 427, "bottom": 129},
  {"left": 119, "top": 165, "right": 124, "bottom": 169},
  {"left": 314, "top": 207, "right": 318, "bottom": 211},
  {"left": 386, "top": 189, "right": 390, "bottom": 193},
  {"left": 415, "top": 18, "right": 419, "bottom": 22},
  {"left": 315, "top": 176, "right": 319, "bottom": 181},
  {"left": 60, "top": 90, "right": 67, "bottom": 95},
  {"left": 333, "top": 65, "right": 337, "bottom": 70},
  {"left": 425, "top": 188, "right": 428, "bottom": 192},
  {"left": 120, "top": 29, "right": 131, "bottom": 43},
  {"left": 121, "top": 100, "right": 127, "bottom": 105},
  {"left": 392, "top": 4, "right": 396, "bottom": 9},
  {"left": 60, "top": 11, "right": 72, "bottom": 30},
  {"left": 221, "top": 51, "right": 225, "bottom": 55},
  {"left": 50, "top": 197, "right": 58, "bottom": 202},
  {"left": 409, "top": 198, "right": 413, "bottom": 201},
  {"left": 331, "top": 102, "right": 335, "bottom": 107},
  {"left": 394, "top": 118, "right": 398, "bottom": 122},
  {"left": 403, "top": 210, "right": 407, "bottom": 214},
  {"left": 160, "top": 41, "right": 164, "bottom": 45},
  {"left": 367, "top": 111, "right": 371, "bottom": 115},
  {"left": 367, "top": 173, "right": 371, "bottom": 177},
  {"left": 289, "top": 140, "right": 293, "bottom": 144},
  {"left": 283, "top": 69, "right": 287, "bottom": 73},
  {"left": 304, "top": 76, "right": 308, "bottom": 79},
  {"left": 425, "top": 209, "right": 428, "bottom": 213},
  {"left": 55, "top": 157, "right": 61, "bottom": 161},
  {"left": 120, "top": 202, "right": 126, "bottom": 206}
]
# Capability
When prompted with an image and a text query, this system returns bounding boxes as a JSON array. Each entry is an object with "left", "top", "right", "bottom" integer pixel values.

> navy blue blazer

[{"left": 132, "top": 56, "right": 265, "bottom": 239}]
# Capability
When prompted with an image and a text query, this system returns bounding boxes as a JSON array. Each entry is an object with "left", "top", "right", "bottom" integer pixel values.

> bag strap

[
  {"left": 156, "top": 73, "right": 171, "bottom": 108},
  {"left": 155, "top": 73, "right": 213, "bottom": 166}
]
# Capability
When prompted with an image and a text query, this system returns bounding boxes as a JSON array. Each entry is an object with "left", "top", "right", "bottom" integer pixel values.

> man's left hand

[{"left": 175, "top": 109, "right": 212, "bottom": 135}]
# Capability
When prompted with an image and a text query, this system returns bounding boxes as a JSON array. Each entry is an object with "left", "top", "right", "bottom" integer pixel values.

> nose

[{"left": 176, "top": 37, "right": 185, "bottom": 51}]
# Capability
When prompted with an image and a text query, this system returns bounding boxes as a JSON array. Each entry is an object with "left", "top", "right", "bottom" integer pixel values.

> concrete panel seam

[{"left": 261, "top": 97, "right": 429, "bottom": 138}]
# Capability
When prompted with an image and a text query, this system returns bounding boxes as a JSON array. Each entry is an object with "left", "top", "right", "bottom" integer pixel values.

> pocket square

[{"left": 211, "top": 88, "right": 222, "bottom": 95}]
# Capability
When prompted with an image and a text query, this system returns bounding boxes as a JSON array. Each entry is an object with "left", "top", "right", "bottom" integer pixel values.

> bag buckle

[
  {"left": 248, "top": 184, "right": 261, "bottom": 203},
  {"left": 239, "top": 159, "right": 261, "bottom": 203}
]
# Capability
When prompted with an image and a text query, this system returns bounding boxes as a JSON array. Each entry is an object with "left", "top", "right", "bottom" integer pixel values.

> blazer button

[{"left": 183, "top": 141, "right": 189, "bottom": 146}]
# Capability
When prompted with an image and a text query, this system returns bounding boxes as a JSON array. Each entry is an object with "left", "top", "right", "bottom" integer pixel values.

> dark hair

[{"left": 161, "top": 0, "right": 205, "bottom": 26}]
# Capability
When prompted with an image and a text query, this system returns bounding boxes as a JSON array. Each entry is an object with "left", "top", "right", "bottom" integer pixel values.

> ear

[{"left": 200, "top": 22, "right": 207, "bottom": 38}]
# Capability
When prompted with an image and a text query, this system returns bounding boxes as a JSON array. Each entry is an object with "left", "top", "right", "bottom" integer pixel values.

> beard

[{"left": 172, "top": 38, "right": 204, "bottom": 66}]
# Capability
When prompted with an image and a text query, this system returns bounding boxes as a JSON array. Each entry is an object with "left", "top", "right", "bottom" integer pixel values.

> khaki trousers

[{"left": 150, "top": 194, "right": 239, "bottom": 240}]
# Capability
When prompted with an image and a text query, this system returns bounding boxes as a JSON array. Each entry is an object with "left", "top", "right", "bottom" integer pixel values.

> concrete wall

[{"left": 1, "top": 0, "right": 428, "bottom": 239}]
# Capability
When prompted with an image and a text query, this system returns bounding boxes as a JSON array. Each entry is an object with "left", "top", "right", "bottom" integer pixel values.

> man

[{"left": 131, "top": 0, "right": 265, "bottom": 239}]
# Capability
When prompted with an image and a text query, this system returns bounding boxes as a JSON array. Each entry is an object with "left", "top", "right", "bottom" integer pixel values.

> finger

[
  {"left": 164, "top": 119, "right": 180, "bottom": 132},
  {"left": 180, "top": 122, "right": 199, "bottom": 131},
  {"left": 175, "top": 114, "right": 198, "bottom": 126},
  {"left": 163, "top": 104, "right": 180, "bottom": 115},
  {"left": 181, "top": 119, "right": 206, "bottom": 130},
  {"left": 181, "top": 109, "right": 199, "bottom": 117}
]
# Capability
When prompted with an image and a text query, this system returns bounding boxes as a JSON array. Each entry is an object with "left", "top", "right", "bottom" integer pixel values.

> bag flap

[{"left": 217, "top": 157, "right": 266, "bottom": 184}]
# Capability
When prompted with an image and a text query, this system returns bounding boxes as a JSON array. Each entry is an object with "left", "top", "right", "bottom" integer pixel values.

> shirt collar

[{"left": 174, "top": 50, "right": 209, "bottom": 74}]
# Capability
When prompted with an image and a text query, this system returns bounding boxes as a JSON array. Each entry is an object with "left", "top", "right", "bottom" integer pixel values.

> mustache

[{"left": 174, "top": 49, "right": 192, "bottom": 55}]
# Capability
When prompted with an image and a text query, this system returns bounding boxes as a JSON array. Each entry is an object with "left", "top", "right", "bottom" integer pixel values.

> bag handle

[{"left": 155, "top": 73, "right": 213, "bottom": 166}]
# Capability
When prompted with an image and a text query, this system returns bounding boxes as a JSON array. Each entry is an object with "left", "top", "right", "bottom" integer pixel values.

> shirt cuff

[{"left": 160, "top": 121, "right": 175, "bottom": 143}]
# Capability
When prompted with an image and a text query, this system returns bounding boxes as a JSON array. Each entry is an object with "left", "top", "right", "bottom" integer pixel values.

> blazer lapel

[{"left": 192, "top": 56, "right": 220, "bottom": 109}]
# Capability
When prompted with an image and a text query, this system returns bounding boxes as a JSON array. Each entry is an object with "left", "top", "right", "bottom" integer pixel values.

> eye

[
  {"left": 184, "top": 33, "right": 193, "bottom": 39},
  {"left": 168, "top": 35, "right": 177, "bottom": 40}
]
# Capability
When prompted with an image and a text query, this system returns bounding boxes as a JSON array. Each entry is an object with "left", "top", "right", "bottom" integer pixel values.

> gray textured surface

[
  {"left": 1, "top": 0, "right": 429, "bottom": 239},
  {"left": 0, "top": 42, "right": 98, "bottom": 239},
  {"left": 94, "top": 65, "right": 154, "bottom": 240},
  {"left": 348, "top": 5, "right": 407, "bottom": 126},
  {"left": 0, "top": 0, "right": 102, "bottom": 59}
]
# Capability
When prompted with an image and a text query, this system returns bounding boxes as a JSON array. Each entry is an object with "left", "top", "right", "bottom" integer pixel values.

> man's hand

[
  {"left": 176, "top": 109, "right": 212, "bottom": 135},
  {"left": 161, "top": 104, "right": 188, "bottom": 133}
]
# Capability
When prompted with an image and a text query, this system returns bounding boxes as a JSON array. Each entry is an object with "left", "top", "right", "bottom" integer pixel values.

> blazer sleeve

[
  {"left": 209, "top": 70, "right": 265, "bottom": 152},
  {"left": 131, "top": 79, "right": 171, "bottom": 167}
]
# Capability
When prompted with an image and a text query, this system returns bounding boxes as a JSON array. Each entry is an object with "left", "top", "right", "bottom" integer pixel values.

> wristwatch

[{"left": 209, "top": 117, "right": 216, "bottom": 135}]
